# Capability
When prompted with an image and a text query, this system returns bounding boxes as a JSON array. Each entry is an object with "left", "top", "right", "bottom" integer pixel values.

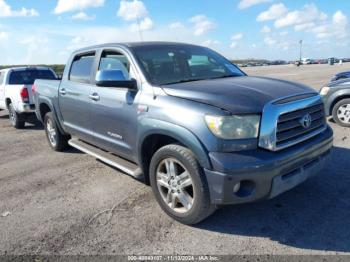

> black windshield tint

[
  {"left": 132, "top": 45, "right": 245, "bottom": 85},
  {"left": 9, "top": 69, "right": 56, "bottom": 85}
]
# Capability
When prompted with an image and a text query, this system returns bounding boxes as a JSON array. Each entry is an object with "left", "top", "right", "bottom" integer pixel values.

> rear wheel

[
  {"left": 44, "top": 112, "right": 69, "bottom": 151},
  {"left": 8, "top": 103, "right": 25, "bottom": 129},
  {"left": 150, "top": 144, "right": 215, "bottom": 225},
  {"left": 332, "top": 99, "right": 350, "bottom": 127}
]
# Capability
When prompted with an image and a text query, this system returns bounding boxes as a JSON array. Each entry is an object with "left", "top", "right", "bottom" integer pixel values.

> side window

[
  {"left": 0, "top": 72, "right": 4, "bottom": 85},
  {"left": 98, "top": 51, "right": 130, "bottom": 80},
  {"left": 69, "top": 53, "right": 95, "bottom": 83}
]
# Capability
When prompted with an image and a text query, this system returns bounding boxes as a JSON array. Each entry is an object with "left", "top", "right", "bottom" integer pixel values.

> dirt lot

[{"left": 1, "top": 63, "right": 350, "bottom": 255}]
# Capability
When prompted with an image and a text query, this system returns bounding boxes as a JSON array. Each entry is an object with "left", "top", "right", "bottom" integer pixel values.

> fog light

[{"left": 233, "top": 182, "right": 241, "bottom": 193}]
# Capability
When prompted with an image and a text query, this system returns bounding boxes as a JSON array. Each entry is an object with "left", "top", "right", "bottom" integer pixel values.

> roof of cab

[
  {"left": 0, "top": 66, "right": 52, "bottom": 73},
  {"left": 73, "top": 41, "right": 203, "bottom": 53}
]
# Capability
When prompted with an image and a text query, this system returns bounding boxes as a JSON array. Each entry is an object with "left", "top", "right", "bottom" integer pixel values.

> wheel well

[
  {"left": 330, "top": 95, "right": 350, "bottom": 115},
  {"left": 5, "top": 98, "right": 11, "bottom": 109},
  {"left": 140, "top": 134, "right": 183, "bottom": 185},
  {"left": 39, "top": 103, "right": 51, "bottom": 120}
]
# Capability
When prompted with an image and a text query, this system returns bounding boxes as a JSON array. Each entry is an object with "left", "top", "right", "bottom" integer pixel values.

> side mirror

[{"left": 95, "top": 70, "right": 137, "bottom": 90}]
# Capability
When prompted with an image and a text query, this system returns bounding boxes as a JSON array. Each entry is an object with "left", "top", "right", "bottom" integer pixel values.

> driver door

[{"left": 90, "top": 49, "right": 141, "bottom": 161}]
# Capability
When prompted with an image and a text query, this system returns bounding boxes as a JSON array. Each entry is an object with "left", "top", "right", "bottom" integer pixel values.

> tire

[
  {"left": 332, "top": 98, "right": 350, "bottom": 127},
  {"left": 149, "top": 144, "right": 215, "bottom": 225},
  {"left": 8, "top": 103, "right": 25, "bottom": 129},
  {"left": 44, "top": 112, "right": 69, "bottom": 151}
]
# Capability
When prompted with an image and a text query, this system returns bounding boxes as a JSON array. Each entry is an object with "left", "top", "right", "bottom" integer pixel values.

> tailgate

[{"left": 8, "top": 84, "right": 35, "bottom": 105}]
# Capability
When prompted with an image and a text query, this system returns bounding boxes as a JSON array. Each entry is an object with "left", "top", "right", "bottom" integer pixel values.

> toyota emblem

[{"left": 300, "top": 114, "right": 312, "bottom": 129}]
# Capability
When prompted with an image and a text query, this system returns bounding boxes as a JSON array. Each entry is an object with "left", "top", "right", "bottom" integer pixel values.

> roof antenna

[{"left": 136, "top": 16, "right": 143, "bottom": 41}]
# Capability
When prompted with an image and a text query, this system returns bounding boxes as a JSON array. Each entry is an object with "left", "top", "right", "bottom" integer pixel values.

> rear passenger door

[{"left": 58, "top": 52, "right": 95, "bottom": 143}]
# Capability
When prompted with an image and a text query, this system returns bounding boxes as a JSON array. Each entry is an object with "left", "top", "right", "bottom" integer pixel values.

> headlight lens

[
  {"left": 320, "top": 86, "right": 330, "bottom": 96},
  {"left": 205, "top": 114, "right": 260, "bottom": 139}
]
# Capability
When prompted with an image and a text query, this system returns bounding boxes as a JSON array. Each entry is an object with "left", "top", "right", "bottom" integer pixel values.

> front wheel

[
  {"left": 8, "top": 103, "right": 25, "bottom": 129},
  {"left": 149, "top": 144, "right": 215, "bottom": 225},
  {"left": 44, "top": 112, "right": 69, "bottom": 151},
  {"left": 332, "top": 98, "right": 350, "bottom": 127}
]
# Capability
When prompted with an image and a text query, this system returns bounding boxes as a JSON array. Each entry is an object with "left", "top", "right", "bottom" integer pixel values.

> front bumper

[
  {"left": 204, "top": 126, "right": 333, "bottom": 205},
  {"left": 321, "top": 95, "right": 331, "bottom": 116}
]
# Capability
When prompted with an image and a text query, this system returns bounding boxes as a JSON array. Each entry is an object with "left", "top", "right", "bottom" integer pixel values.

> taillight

[
  {"left": 20, "top": 87, "right": 29, "bottom": 103},
  {"left": 32, "top": 84, "right": 36, "bottom": 94}
]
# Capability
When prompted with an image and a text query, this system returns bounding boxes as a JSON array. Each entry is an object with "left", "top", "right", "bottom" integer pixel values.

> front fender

[
  {"left": 325, "top": 89, "right": 350, "bottom": 115},
  {"left": 137, "top": 118, "right": 212, "bottom": 170}
]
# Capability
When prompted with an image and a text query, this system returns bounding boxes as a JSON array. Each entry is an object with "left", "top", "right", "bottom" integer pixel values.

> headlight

[
  {"left": 205, "top": 114, "right": 260, "bottom": 139},
  {"left": 320, "top": 86, "right": 330, "bottom": 96}
]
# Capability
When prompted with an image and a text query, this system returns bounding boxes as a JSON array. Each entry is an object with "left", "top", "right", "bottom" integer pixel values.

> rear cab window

[
  {"left": 8, "top": 69, "right": 56, "bottom": 85},
  {"left": 69, "top": 53, "right": 96, "bottom": 84}
]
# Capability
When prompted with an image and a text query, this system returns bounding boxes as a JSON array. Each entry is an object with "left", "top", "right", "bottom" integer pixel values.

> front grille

[{"left": 276, "top": 103, "right": 326, "bottom": 148}]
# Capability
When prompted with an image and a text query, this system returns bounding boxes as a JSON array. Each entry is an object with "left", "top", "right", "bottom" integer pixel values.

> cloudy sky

[{"left": 0, "top": 0, "right": 349, "bottom": 64}]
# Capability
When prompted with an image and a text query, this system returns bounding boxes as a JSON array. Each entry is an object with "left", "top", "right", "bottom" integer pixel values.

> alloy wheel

[
  {"left": 337, "top": 104, "right": 350, "bottom": 124},
  {"left": 46, "top": 118, "right": 57, "bottom": 147},
  {"left": 156, "top": 158, "right": 194, "bottom": 213},
  {"left": 9, "top": 106, "right": 16, "bottom": 125}
]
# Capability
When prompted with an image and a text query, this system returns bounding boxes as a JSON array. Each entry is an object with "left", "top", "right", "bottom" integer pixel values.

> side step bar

[{"left": 68, "top": 138, "right": 144, "bottom": 180}]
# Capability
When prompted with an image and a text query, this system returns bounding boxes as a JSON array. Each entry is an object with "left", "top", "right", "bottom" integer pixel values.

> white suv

[{"left": 0, "top": 67, "right": 57, "bottom": 128}]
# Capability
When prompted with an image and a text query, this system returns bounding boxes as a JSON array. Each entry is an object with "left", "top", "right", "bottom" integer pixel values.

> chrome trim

[
  {"left": 259, "top": 94, "right": 325, "bottom": 151},
  {"left": 59, "top": 88, "right": 66, "bottom": 95},
  {"left": 19, "top": 103, "right": 35, "bottom": 113},
  {"left": 89, "top": 93, "right": 100, "bottom": 101},
  {"left": 274, "top": 126, "right": 327, "bottom": 150},
  {"left": 68, "top": 139, "right": 135, "bottom": 175}
]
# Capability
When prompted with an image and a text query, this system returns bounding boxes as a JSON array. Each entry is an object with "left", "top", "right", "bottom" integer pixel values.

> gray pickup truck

[
  {"left": 34, "top": 42, "right": 333, "bottom": 224},
  {"left": 320, "top": 78, "right": 350, "bottom": 127}
]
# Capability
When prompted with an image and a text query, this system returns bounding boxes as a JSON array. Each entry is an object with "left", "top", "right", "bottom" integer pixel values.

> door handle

[
  {"left": 89, "top": 93, "right": 100, "bottom": 101},
  {"left": 59, "top": 88, "right": 66, "bottom": 95}
]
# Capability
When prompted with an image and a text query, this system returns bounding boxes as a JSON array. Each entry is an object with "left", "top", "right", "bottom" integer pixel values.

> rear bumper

[
  {"left": 204, "top": 126, "right": 333, "bottom": 205},
  {"left": 16, "top": 102, "right": 35, "bottom": 113}
]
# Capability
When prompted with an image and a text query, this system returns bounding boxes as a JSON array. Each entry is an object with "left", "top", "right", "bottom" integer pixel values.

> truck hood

[{"left": 162, "top": 76, "right": 316, "bottom": 114}]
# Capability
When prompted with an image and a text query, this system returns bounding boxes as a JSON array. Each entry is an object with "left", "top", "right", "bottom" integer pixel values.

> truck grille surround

[{"left": 259, "top": 94, "right": 327, "bottom": 151}]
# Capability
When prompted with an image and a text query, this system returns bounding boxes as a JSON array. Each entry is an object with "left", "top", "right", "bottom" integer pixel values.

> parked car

[
  {"left": 33, "top": 42, "right": 333, "bottom": 224},
  {"left": 302, "top": 58, "right": 312, "bottom": 65},
  {"left": 0, "top": 67, "right": 57, "bottom": 128},
  {"left": 320, "top": 79, "right": 350, "bottom": 127},
  {"left": 294, "top": 60, "right": 302, "bottom": 67},
  {"left": 331, "top": 71, "right": 350, "bottom": 82}
]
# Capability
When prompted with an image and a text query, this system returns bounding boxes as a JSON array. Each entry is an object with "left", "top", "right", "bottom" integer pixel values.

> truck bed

[
  {"left": 34, "top": 79, "right": 61, "bottom": 98},
  {"left": 33, "top": 79, "right": 62, "bottom": 122}
]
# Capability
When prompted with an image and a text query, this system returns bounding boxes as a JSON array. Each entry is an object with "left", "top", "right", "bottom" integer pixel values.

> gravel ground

[{"left": 0, "top": 63, "right": 350, "bottom": 255}]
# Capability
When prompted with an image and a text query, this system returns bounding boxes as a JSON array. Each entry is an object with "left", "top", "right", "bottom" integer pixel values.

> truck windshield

[
  {"left": 132, "top": 45, "right": 246, "bottom": 85},
  {"left": 9, "top": 69, "right": 56, "bottom": 85}
]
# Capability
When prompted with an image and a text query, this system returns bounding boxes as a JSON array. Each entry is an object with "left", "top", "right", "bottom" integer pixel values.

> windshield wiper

[
  {"left": 206, "top": 74, "right": 237, "bottom": 80},
  {"left": 162, "top": 78, "right": 208, "bottom": 85},
  {"left": 162, "top": 75, "right": 239, "bottom": 85}
]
